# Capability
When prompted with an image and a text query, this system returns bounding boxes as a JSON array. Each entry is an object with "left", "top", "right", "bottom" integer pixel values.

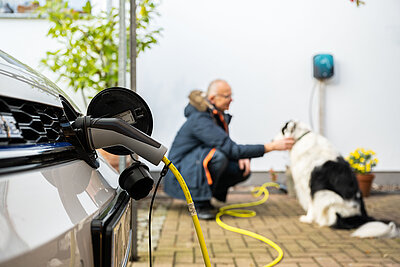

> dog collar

[{"left": 295, "top": 131, "right": 311, "bottom": 143}]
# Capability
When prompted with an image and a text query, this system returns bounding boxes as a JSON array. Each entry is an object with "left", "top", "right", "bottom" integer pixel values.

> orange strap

[
  {"left": 203, "top": 148, "right": 216, "bottom": 185},
  {"left": 213, "top": 110, "right": 229, "bottom": 133}
]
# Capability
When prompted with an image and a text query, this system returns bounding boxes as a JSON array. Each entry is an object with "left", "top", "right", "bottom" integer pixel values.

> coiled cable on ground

[{"left": 216, "top": 182, "right": 284, "bottom": 267}]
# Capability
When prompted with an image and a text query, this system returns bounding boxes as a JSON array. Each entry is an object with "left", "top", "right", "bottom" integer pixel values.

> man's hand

[
  {"left": 238, "top": 158, "right": 251, "bottom": 177},
  {"left": 264, "top": 137, "right": 295, "bottom": 152}
]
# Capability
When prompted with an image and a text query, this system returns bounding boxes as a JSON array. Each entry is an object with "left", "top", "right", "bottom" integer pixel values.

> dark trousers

[{"left": 208, "top": 149, "right": 250, "bottom": 202}]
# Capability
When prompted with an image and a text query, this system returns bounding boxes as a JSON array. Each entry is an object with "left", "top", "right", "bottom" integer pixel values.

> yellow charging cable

[
  {"left": 162, "top": 156, "right": 212, "bottom": 267},
  {"left": 216, "top": 182, "right": 284, "bottom": 267}
]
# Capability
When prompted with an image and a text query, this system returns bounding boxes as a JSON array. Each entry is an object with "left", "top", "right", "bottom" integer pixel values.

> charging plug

[{"left": 119, "top": 162, "right": 154, "bottom": 200}]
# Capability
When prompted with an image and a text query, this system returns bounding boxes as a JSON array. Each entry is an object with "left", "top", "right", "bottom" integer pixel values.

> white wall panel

[{"left": 1, "top": 0, "right": 399, "bottom": 171}]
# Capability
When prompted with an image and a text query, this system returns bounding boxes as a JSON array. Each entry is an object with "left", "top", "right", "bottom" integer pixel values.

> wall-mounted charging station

[
  {"left": 311, "top": 54, "right": 334, "bottom": 136},
  {"left": 313, "top": 54, "right": 334, "bottom": 80}
]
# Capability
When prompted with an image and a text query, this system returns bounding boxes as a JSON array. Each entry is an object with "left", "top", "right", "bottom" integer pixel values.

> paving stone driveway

[{"left": 130, "top": 190, "right": 400, "bottom": 267}]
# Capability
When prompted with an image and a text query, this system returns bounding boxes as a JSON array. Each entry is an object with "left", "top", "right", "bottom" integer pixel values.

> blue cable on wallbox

[{"left": 313, "top": 54, "right": 334, "bottom": 80}]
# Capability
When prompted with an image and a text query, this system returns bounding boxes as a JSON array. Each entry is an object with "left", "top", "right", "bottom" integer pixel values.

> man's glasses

[{"left": 216, "top": 94, "right": 232, "bottom": 99}]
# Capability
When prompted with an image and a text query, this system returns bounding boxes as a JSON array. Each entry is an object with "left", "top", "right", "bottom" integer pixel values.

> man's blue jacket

[{"left": 163, "top": 92, "right": 265, "bottom": 201}]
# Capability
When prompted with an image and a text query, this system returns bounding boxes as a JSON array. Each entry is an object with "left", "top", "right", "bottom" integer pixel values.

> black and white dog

[{"left": 278, "top": 120, "right": 399, "bottom": 238}]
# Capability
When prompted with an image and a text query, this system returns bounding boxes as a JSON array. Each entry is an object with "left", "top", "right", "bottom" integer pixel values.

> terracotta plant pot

[{"left": 356, "top": 173, "right": 375, "bottom": 197}]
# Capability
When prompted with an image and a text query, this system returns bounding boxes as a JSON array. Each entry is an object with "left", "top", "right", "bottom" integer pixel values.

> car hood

[{"left": 0, "top": 49, "right": 78, "bottom": 111}]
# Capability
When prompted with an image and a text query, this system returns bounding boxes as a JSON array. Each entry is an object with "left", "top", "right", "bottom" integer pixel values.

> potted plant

[
  {"left": 37, "top": 0, "right": 161, "bottom": 171},
  {"left": 346, "top": 148, "right": 379, "bottom": 197},
  {"left": 37, "top": 0, "right": 162, "bottom": 107}
]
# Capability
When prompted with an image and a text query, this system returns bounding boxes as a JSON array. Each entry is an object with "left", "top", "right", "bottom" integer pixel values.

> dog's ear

[
  {"left": 281, "top": 121, "right": 290, "bottom": 135},
  {"left": 282, "top": 120, "right": 297, "bottom": 137}
]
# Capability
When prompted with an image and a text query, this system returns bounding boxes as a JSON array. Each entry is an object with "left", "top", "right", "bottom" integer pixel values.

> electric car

[{"left": 0, "top": 49, "right": 134, "bottom": 267}]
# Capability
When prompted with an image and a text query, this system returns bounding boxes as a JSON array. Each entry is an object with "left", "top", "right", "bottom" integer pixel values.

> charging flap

[{"left": 87, "top": 87, "right": 153, "bottom": 155}]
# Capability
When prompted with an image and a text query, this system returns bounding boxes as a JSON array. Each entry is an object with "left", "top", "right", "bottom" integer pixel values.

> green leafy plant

[
  {"left": 38, "top": 0, "right": 162, "bottom": 106},
  {"left": 346, "top": 148, "right": 378, "bottom": 174}
]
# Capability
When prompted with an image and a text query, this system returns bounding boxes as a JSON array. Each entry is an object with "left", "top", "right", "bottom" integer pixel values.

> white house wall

[{"left": 1, "top": 0, "right": 399, "bottom": 171}]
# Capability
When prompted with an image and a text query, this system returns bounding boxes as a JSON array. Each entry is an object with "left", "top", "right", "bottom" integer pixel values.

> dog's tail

[
  {"left": 334, "top": 214, "right": 400, "bottom": 238},
  {"left": 351, "top": 221, "right": 400, "bottom": 238}
]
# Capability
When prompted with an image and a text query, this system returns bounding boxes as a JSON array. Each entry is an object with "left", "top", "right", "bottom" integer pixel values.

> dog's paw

[{"left": 299, "top": 215, "right": 313, "bottom": 224}]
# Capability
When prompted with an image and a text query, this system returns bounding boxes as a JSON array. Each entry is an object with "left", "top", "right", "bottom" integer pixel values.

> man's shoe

[{"left": 196, "top": 206, "right": 217, "bottom": 220}]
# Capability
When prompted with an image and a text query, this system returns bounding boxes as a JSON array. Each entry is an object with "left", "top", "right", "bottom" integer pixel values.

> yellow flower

[
  {"left": 347, "top": 148, "right": 378, "bottom": 174},
  {"left": 366, "top": 163, "right": 371, "bottom": 172}
]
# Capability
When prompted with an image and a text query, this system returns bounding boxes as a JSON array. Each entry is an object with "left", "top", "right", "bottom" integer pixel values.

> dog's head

[{"left": 280, "top": 120, "right": 312, "bottom": 140}]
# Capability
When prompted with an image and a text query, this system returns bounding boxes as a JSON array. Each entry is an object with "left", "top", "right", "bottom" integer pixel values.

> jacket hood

[
  {"left": 184, "top": 90, "right": 233, "bottom": 124},
  {"left": 184, "top": 104, "right": 197, "bottom": 117},
  {"left": 189, "top": 90, "right": 212, "bottom": 111},
  {"left": 184, "top": 90, "right": 213, "bottom": 117}
]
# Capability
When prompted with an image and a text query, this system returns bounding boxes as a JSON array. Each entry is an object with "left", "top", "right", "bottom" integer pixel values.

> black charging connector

[{"left": 119, "top": 162, "right": 154, "bottom": 200}]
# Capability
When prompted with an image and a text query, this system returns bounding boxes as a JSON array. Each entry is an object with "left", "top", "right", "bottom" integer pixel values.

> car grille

[{"left": 0, "top": 96, "right": 66, "bottom": 144}]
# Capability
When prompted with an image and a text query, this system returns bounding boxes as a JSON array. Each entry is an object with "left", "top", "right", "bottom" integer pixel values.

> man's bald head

[
  {"left": 207, "top": 79, "right": 228, "bottom": 98},
  {"left": 206, "top": 79, "right": 233, "bottom": 111}
]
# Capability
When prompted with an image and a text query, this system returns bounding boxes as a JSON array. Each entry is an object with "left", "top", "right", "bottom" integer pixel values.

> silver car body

[{"left": 0, "top": 50, "right": 129, "bottom": 266}]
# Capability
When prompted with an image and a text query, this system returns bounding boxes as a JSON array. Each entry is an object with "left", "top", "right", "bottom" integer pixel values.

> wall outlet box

[{"left": 313, "top": 54, "right": 334, "bottom": 80}]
